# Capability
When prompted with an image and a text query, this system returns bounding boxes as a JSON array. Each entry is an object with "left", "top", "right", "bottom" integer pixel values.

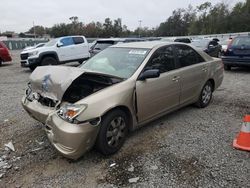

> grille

[
  {"left": 20, "top": 53, "right": 28, "bottom": 60},
  {"left": 38, "top": 96, "right": 57, "bottom": 108}
]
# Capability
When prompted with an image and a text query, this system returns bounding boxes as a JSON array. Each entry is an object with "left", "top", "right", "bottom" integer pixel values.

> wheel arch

[
  {"left": 101, "top": 105, "right": 134, "bottom": 131},
  {"left": 207, "top": 78, "right": 215, "bottom": 92},
  {"left": 39, "top": 52, "right": 59, "bottom": 63}
]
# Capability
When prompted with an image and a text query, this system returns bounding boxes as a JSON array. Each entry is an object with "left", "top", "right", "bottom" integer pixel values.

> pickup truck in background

[{"left": 20, "top": 36, "right": 90, "bottom": 70}]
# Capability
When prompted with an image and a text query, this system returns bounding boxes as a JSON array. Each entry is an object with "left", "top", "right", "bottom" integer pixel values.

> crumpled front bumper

[
  {"left": 22, "top": 96, "right": 54, "bottom": 123},
  {"left": 45, "top": 114, "right": 99, "bottom": 159},
  {"left": 22, "top": 96, "right": 100, "bottom": 159}
]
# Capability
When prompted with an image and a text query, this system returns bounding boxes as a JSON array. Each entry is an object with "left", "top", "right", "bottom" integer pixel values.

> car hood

[
  {"left": 29, "top": 66, "right": 85, "bottom": 101},
  {"left": 23, "top": 46, "right": 35, "bottom": 51}
]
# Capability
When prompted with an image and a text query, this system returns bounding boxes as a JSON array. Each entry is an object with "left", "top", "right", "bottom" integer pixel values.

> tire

[
  {"left": 29, "top": 64, "right": 36, "bottom": 71},
  {"left": 195, "top": 81, "right": 213, "bottom": 108},
  {"left": 95, "top": 109, "right": 129, "bottom": 155},
  {"left": 41, "top": 57, "right": 57, "bottom": 66},
  {"left": 0, "top": 60, "right": 2, "bottom": 66},
  {"left": 224, "top": 64, "right": 231, "bottom": 71}
]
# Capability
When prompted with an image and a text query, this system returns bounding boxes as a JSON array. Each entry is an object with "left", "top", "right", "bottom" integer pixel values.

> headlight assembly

[
  {"left": 57, "top": 104, "right": 87, "bottom": 123},
  {"left": 28, "top": 51, "right": 39, "bottom": 57}
]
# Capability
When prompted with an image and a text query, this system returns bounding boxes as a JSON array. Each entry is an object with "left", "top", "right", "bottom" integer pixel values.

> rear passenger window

[
  {"left": 145, "top": 46, "right": 176, "bottom": 73},
  {"left": 60, "top": 37, "right": 74, "bottom": 47},
  {"left": 73, "top": 37, "right": 84, "bottom": 44},
  {"left": 175, "top": 45, "right": 204, "bottom": 67}
]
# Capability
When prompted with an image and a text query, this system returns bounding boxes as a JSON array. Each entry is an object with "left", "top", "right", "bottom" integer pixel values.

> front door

[
  {"left": 57, "top": 37, "right": 76, "bottom": 61},
  {"left": 136, "top": 45, "right": 181, "bottom": 123}
]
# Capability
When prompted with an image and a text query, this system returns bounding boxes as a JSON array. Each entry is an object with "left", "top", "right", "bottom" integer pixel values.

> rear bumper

[{"left": 222, "top": 56, "right": 250, "bottom": 67}]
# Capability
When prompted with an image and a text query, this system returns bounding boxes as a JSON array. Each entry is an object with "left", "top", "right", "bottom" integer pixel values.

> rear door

[
  {"left": 174, "top": 44, "right": 209, "bottom": 105},
  {"left": 73, "top": 36, "right": 89, "bottom": 59},
  {"left": 136, "top": 45, "right": 181, "bottom": 123}
]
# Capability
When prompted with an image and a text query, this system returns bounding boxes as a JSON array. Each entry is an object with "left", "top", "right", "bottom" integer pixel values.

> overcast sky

[{"left": 0, "top": 0, "right": 244, "bottom": 33}]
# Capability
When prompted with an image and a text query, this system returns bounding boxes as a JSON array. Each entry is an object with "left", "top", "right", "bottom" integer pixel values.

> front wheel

[
  {"left": 41, "top": 57, "right": 57, "bottom": 66},
  {"left": 195, "top": 81, "right": 213, "bottom": 108},
  {"left": 95, "top": 109, "right": 128, "bottom": 155},
  {"left": 29, "top": 64, "right": 36, "bottom": 71}
]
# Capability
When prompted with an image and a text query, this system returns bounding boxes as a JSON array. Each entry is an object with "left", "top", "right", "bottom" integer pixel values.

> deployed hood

[{"left": 29, "top": 66, "right": 85, "bottom": 101}]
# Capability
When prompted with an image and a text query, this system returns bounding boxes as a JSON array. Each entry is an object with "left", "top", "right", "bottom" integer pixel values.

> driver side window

[
  {"left": 60, "top": 37, "right": 74, "bottom": 47},
  {"left": 145, "top": 46, "right": 176, "bottom": 73}
]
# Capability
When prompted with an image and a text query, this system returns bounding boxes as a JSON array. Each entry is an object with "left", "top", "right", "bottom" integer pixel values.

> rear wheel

[
  {"left": 96, "top": 109, "right": 128, "bottom": 155},
  {"left": 0, "top": 59, "right": 2, "bottom": 66},
  {"left": 41, "top": 57, "right": 57, "bottom": 66},
  {"left": 224, "top": 64, "right": 231, "bottom": 71},
  {"left": 195, "top": 81, "right": 213, "bottom": 108}
]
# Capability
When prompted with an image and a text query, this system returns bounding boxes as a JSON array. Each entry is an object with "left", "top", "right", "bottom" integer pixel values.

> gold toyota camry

[{"left": 22, "top": 41, "right": 223, "bottom": 159}]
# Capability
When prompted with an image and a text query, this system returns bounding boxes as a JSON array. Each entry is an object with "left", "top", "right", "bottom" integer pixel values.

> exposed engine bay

[{"left": 62, "top": 73, "right": 123, "bottom": 103}]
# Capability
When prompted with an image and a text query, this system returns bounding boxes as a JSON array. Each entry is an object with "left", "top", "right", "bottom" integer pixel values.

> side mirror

[
  {"left": 138, "top": 69, "right": 160, "bottom": 81},
  {"left": 57, "top": 42, "right": 63, "bottom": 48}
]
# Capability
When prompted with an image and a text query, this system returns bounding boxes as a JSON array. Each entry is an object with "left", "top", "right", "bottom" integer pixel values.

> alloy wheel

[
  {"left": 202, "top": 85, "right": 212, "bottom": 105},
  {"left": 106, "top": 116, "right": 126, "bottom": 147}
]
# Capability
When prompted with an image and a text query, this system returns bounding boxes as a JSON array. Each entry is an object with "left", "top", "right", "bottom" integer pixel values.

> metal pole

[
  {"left": 138, "top": 20, "right": 142, "bottom": 38},
  {"left": 33, "top": 21, "right": 36, "bottom": 38}
]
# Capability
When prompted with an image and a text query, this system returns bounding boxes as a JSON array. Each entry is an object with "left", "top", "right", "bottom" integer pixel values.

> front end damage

[{"left": 22, "top": 66, "right": 123, "bottom": 159}]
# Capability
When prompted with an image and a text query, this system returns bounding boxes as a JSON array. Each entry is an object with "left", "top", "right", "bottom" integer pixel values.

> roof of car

[
  {"left": 96, "top": 38, "right": 145, "bottom": 42},
  {"left": 111, "top": 41, "right": 171, "bottom": 49}
]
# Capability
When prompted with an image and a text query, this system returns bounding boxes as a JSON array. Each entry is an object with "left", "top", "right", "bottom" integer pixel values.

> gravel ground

[{"left": 0, "top": 50, "right": 249, "bottom": 188}]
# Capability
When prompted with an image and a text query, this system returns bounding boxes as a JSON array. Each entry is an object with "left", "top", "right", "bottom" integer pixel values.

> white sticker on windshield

[{"left": 129, "top": 50, "right": 147, "bottom": 55}]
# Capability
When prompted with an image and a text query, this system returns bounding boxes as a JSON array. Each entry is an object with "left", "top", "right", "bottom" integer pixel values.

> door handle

[{"left": 172, "top": 76, "right": 180, "bottom": 82}]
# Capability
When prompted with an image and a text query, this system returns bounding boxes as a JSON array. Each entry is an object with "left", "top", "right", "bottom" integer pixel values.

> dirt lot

[{"left": 0, "top": 50, "right": 249, "bottom": 187}]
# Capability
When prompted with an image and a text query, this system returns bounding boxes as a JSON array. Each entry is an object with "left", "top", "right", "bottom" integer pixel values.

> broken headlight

[{"left": 57, "top": 104, "right": 87, "bottom": 123}]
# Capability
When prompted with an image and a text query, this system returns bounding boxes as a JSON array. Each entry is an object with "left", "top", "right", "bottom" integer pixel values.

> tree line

[{"left": 22, "top": 0, "right": 250, "bottom": 38}]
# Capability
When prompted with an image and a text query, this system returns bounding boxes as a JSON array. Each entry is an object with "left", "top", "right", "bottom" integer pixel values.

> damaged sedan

[{"left": 22, "top": 41, "right": 224, "bottom": 159}]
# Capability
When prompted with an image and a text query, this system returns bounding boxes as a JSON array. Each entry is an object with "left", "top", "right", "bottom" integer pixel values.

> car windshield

[
  {"left": 44, "top": 39, "right": 57, "bottom": 47},
  {"left": 232, "top": 37, "right": 250, "bottom": 46},
  {"left": 191, "top": 40, "right": 209, "bottom": 48},
  {"left": 81, "top": 47, "right": 150, "bottom": 79}
]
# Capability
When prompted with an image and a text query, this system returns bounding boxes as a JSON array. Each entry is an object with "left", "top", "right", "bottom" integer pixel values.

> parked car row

[
  {"left": 22, "top": 41, "right": 224, "bottom": 159},
  {"left": 89, "top": 38, "right": 145, "bottom": 56},
  {"left": 191, "top": 39, "right": 222, "bottom": 58}
]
